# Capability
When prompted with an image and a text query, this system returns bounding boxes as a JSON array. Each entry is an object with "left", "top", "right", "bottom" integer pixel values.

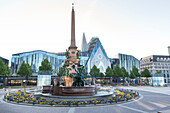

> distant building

[
  {"left": 110, "top": 58, "right": 119, "bottom": 69},
  {"left": 11, "top": 34, "right": 111, "bottom": 75},
  {"left": 81, "top": 33, "right": 88, "bottom": 52},
  {"left": 110, "top": 54, "right": 140, "bottom": 73},
  {"left": 140, "top": 55, "right": 170, "bottom": 83},
  {"left": 86, "top": 37, "right": 111, "bottom": 73},
  {"left": 168, "top": 46, "right": 170, "bottom": 56},
  {"left": 0, "top": 56, "right": 9, "bottom": 65},
  {"left": 119, "top": 53, "right": 140, "bottom": 73},
  {"left": 11, "top": 50, "right": 88, "bottom": 75}
]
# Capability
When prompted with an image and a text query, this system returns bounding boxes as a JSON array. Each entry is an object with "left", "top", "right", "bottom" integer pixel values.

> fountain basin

[{"left": 42, "top": 85, "right": 98, "bottom": 96}]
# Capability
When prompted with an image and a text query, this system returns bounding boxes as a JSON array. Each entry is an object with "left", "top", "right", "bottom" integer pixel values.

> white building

[{"left": 140, "top": 55, "right": 170, "bottom": 84}]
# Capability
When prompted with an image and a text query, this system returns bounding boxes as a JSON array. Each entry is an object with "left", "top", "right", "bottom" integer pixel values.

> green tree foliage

[
  {"left": 17, "top": 61, "right": 32, "bottom": 85},
  {"left": 132, "top": 66, "right": 140, "bottom": 77},
  {"left": 0, "top": 59, "right": 10, "bottom": 76},
  {"left": 141, "top": 68, "right": 152, "bottom": 77},
  {"left": 105, "top": 66, "right": 113, "bottom": 77},
  {"left": 90, "top": 65, "right": 100, "bottom": 77},
  {"left": 126, "top": 71, "right": 129, "bottom": 78},
  {"left": 17, "top": 61, "right": 32, "bottom": 77},
  {"left": 130, "top": 66, "right": 140, "bottom": 84},
  {"left": 39, "top": 58, "right": 52, "bottom": 72},
  {"left": 121, "top": 67, "right": 127, "bottom": 78},
  {"left": 121, "top": 67, "right": 128, "bottom": 84},
  {"left": 99, "top": 72, "right": 104, "bottom": 77},
  {"left": 130, "top": 70, "right": 136, "bottom": 79},
  {"left": 156, "top": 70, "right": 162, "bottom": 74},
  {"left": 113, "top": 64, "right": 122, "bottom": 83},
  {"left": 113, "top": 64, "right": 122, "bottom": 77},
  {"left": 129, "top": 66, "right": 140, "bottom": 79}
]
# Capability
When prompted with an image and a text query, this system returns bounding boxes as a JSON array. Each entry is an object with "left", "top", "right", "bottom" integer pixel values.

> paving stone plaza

[{"left": 1, "top": 86, "right": 170, "bottom": 113}]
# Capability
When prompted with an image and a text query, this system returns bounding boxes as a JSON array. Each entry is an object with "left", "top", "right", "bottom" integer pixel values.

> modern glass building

[
  {"left": 0, "top": 56, "right": 9, "bottom": 65},
  {"left": 11, "top": 50, "right": 89, "bottom": 75},
  {"left": 119, "top": 53, "right": 140, "bottom": 73},
  {"left": 110, "top": 54, "right": 140, "bottom": 73}
]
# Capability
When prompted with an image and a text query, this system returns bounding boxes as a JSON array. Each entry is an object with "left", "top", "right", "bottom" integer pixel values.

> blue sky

[{"left": 0, "top": 0, "right": 170, "bottom": 66}]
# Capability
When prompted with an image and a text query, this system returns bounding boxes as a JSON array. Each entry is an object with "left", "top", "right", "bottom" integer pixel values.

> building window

[{"left": 164, "top": 74, "right": 166, "bottom": 78}]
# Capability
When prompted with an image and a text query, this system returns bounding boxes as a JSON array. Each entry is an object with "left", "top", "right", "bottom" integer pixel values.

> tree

[
  {"left": 17, "top": 61, "right": 32, "bottom": 85},
  {"left": 113, "top": 64, "right": 122, "bottom": 83},
  {"left": 39, "top": 58, "right": 52, "bottom": 72},
  {"left": 156, "top": 70, "right": 162, "bottom": 74},
  {"left": 0, "top": 59, "right": 10, "bottom": 76},
  {"left": 141, "top": 68, "right": 152, "bottom": 77},
  {"left": 141, "top": 68, "right": 152, "bottom": 85},
  {"left": 132, "top": 66, "right": 140, "bottom": 77},
  {"left": 105, "top": 66, "right": 113, "bottom": 77},
  {"left": 130, "top": 70, "right": 136, "bottom": 79},
  {"left": 126, "top": 71, "right": 129, "bottom": 82},
  {"left": 99, "top": 72, "right": 104, "bottom": 77},
  {"left": 126, "top": 71, "right": 129, "bottom": 78},
  {"left": 120, "top": 67, "right": 127, "bottom": 85},
  {"left": 90, "top": 65, "right": 100, "bottom": 77},
  {"left": 130, "top": 66, "right": 140, "bottom": 84}
]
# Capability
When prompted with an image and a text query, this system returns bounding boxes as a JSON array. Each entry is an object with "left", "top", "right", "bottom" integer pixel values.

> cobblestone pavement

[{"left": 0, "top": 87, "right": 170, "bottom": 113}]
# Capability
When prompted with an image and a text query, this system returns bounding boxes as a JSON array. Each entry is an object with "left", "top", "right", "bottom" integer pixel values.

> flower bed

[{"left": 4, "top": 89, "right": 139, "bottom": 106}]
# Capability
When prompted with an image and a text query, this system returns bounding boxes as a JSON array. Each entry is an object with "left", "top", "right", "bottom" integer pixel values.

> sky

[{"left": 0, "top": 0, "right": 170, "bottom": 66}]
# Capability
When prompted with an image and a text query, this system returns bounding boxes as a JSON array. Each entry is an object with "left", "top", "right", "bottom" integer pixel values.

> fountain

[{"left": 42, "top": 3, "right": 97, "bottom": 96}]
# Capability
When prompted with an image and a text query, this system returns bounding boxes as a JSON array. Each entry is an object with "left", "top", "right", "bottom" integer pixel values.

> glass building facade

[
  {"left": 118, "top": 53, "right": 140, "bottom": 73},
  {"left": 11, "top": 50, "right": 89, "bottom": 75}
]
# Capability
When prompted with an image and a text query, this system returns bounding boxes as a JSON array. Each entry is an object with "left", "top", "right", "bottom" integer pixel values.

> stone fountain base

[{"left": 42, "top": 85, "right": 97, "bottom": 96}]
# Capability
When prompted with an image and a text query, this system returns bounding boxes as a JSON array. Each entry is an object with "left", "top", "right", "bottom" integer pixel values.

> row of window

[
  {"left": 141, "top": 58, "right": 170, "bottom": 64},
  {"left": 157, "top": 57, "right": 170, "bottom": 61}
]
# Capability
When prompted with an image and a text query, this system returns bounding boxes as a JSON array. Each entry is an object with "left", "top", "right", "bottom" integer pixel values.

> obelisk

[
  {"left": 63, "top": 3, "right": 80, "bottom": 86},
  {"left": 67, "top": 3, "right": 80, "bottom": 74},
  {"left": 69, "top": 3, "right": 77, "bottom": 49}
]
